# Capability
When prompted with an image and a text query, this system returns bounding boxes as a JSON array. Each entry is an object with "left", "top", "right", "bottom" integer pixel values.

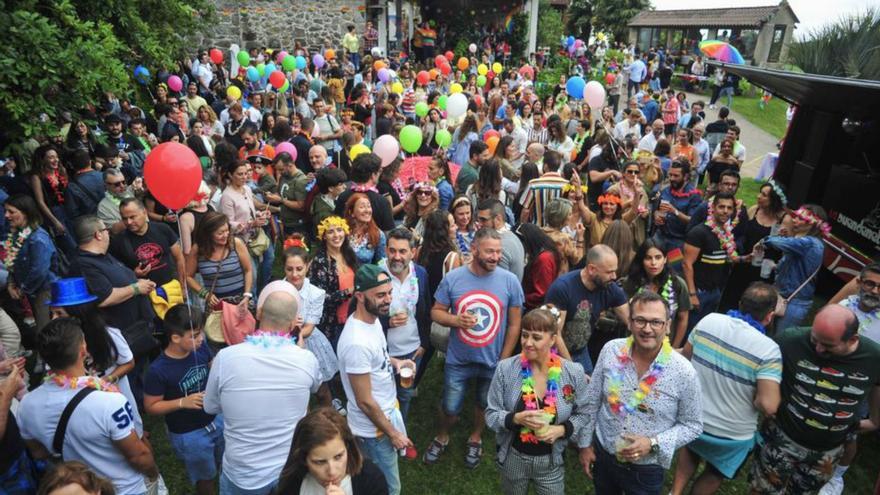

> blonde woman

[{"left": 196, "top": 105, "right": 224, "bottom": 140}]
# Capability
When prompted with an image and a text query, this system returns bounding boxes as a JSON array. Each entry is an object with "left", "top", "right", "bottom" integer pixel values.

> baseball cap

[{"left": 355, "top": 264, "right": 390, "bottom": 292}]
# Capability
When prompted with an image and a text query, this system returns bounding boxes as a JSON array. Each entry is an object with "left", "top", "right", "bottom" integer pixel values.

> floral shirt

[{"left": 582, "top": 338, "right": 703, "bottom": 468}]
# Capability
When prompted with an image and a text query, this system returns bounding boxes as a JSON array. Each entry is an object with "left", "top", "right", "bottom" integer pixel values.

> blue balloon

[
  {"left": 566, "top": 35, "right": 575, "bottom": 47},
  {"left": 247, "top": 67, "right": 260, "bottom": 82},
  {"left": 566, "top": 76, "right": 586, "bottom": 99},
  {"left": 133, "top": 65, "right": 150, "bottom": 85},
  {"left": 295, "top": 55, "right": 307, "bottom": 70},
  {"left": 265, "top": 63, "right": 277, "bottom": 75}
]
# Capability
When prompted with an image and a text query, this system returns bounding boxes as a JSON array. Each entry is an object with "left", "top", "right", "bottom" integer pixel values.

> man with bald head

[
  {"left": 545, "top": 245, "right": 630, "bottom": 374},
  {"left": 638, "top": 119, "right": 665, "bottom": 153},
  {"left": 204, "top": 287, "right": 320, "bottom": 494},
  {"left": 308, "top": 144, "right": 328, "bottom": 172},
  {"left": 749, "top": 304, "right": 880, "bottom": 495}
]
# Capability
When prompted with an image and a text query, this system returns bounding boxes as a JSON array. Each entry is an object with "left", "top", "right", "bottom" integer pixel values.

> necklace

[
  {"left": 726, "top": 310, "right": 766, "bottom": 334},
  {"left": 3, "top": 226, "right": 33, "bottom": 271},
  {"left": 607, "top": 337, "right": 672, "bottom": 418},
  {"left": 245, "top": 330, "right": 298, "bottom": 347},
  {"left": 45, "top": 170, "right": 68, "bottom": 204},
  {"left": 704, "top": 203, "right": 738, "bottom": 259},
  {"left": 519, "top": 349, "right": 562, "bottom": 444},
  {"left": 44, "top": 371, "right": 119, "bottom": 393}
]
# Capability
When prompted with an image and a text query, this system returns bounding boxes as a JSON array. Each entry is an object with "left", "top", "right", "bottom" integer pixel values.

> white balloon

[
  {"left": 469, "top": 43, "right": 477, "bottom": 54},
  {"left": 446, "top": 93, "right": 469, "bottom": 119},
  {"left": 584, "top": 80, "right": 607, "bottom": 108}
]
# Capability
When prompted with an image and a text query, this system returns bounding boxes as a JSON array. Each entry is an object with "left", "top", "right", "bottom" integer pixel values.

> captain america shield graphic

[{"left": 454, "top": 290, "right": 503, "bottom": 347}]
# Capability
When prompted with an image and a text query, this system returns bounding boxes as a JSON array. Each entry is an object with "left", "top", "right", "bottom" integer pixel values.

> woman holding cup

[{"left": 485, "top": 306, "right": 591, "bottom": 494}]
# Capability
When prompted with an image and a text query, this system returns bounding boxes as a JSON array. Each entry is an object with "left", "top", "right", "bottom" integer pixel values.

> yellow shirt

[{"left": 342, "top": 32, "right": 359, "bottom": 53}]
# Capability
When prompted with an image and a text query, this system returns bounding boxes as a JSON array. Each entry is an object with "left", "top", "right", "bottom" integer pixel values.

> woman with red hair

[{"left": 345, "top": 193, "right": 387, "bottom": 264}]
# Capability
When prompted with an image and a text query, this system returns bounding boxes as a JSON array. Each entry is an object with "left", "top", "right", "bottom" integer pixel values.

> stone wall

[{"left": 201, "top": 0, "right": 368, "bottom": 51}]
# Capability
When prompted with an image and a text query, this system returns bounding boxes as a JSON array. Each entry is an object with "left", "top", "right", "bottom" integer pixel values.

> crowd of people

[{"left": 0, "top": 18, "right": 879, "bottom": 495}]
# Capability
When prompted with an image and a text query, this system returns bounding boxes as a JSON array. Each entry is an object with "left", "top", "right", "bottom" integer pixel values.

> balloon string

[{"left": 173, "top": 209, "right": 200, "bottom": 392}]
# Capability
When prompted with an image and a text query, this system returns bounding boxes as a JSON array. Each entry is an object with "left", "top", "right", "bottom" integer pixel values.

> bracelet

[
  {"left": 243, "top": 292, "right": 253, "bottom": 299},
  {"left": 131, "top": 283, "right": 139, "bottom": 296},
  {"left": 689, "top": 292, "right": 697, "bottom": 296},
  {"left": 198, "top": 287, "right": 209, "bottom": 298}
]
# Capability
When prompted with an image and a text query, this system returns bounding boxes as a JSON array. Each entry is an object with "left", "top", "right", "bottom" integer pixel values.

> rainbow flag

[
  {"left": 667, "top": 247, "right": 684, "bottom": 269},
  {"left": 504, "top": 7, "right": 519, "bottom": 33}
]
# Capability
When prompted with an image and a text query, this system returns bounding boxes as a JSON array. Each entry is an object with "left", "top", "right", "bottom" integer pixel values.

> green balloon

[
  {"left": 257, "top": 63, "right": 266, "bottom": 77},
  {"left": 477, "top": 75, "right": 487, "bottom": 87},
  {"left": 435, "top": 129, "right": 452, "bottom": 148},
  {"left": 280, "top": 80, "right": 290, "bottom": 93},
  {"left": 399, "top": 125, "right": 423, "bottom": 153},
  {"left": 415, "top": 102, "right": 429, "bottom": 118},
  {"left": 438, "top": 95, "right": 448, "bottom": 110},
  {"left": 282, "top": 55, "right": 296, "bottom": 72},
  {"left": 459, "top": 73, "right": 467, "bottom": 83},
  {"left": 237, "top": 50, "right": 250, "bottom": 67}
]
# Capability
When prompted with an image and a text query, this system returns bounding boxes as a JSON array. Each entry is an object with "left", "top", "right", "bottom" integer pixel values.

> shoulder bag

[
  {"left": 52, "top": 387, "right": 97, "bottom": 459},
  {"left": 775, "top": 265, "right": 822, "bottom": 318},
  {"left": 429, "top": 251, "right": 460, "bottom": 353}
]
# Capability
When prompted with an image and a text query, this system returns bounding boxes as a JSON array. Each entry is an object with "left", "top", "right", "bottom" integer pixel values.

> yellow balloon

[
  {"left": 391, "top": 82, "right": 404, "bottom": 94},
  {"left": 492, "top": 62, "right": 503, "bottom": 74},
  {"left": 226, "top": 86, "right": 242, "bottom": 100},
  {"left": 450, "top": 83, "right": 463, "bottom": 94},
  {"left": 349, "top": 144, "right": 371, "bottom": 160},
  {"left": 477, "top": 64, "right": 488, "bottom": 76}
]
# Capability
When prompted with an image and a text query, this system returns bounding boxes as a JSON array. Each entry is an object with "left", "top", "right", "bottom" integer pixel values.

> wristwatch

[{"left": 649, "top": 437, "right": 660, "bottom": 454}]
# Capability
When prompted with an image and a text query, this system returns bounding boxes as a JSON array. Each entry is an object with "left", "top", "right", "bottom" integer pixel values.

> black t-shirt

[
  {"left": 110, "top": 223, "right": 179, "bottom": 286},
  {"left": 685, "top": 224, "right": 731, "bottom": 291},
  {"left": 0, "top": 411, "right": 25, "bottom": 472},
  {"left": 334, "top": 188, "right": 395, "bottom": 231},
  {"left": 291, "top": 135, "right": 314, "bottom": 175},
  {"left": 74, "top": 250, "right": 155, "bottom": 331},
  {"left": 706, "top": 160, "right": 738, "bottom": 185},
  {"left": 587, "top": 155, "right": 617, "bottom": 208},
  {"left": 377, "top": 180, "right": 403, "bottom": 220}
]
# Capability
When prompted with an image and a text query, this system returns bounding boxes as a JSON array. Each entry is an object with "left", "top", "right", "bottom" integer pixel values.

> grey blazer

[{"left": 485, "top": 355, "right": 592, "bottom": 467}]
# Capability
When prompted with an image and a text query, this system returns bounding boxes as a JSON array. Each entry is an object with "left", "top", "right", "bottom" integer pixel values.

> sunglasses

[
  {"left": 416, "top": 190, "right": 433, "bottom": 196},
  {"left": 625, "top": 169, "right": 639, "bottom": 175}
]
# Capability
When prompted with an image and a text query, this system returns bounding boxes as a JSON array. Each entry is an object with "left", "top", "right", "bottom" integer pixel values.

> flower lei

[
  {"left": 520, "top": 349, "right": 562, "bottom": 444},
  {"left": 351, "top": 183, "right": 379, "bottom": 194},
  {"left": 391, "top": 178, "right": 408, "bottom": 203},
  {"left": 44, "top": 371, "right": 119, "bottom": 393},
  {"left": 668, "top": 186, "right": 702, "bottom": 199},
  {"left": 790, "top": 206, "right": 831, "bottom": 237},
  {"left": 456, "top": 230, "right": 474, "bottom": 254},
  {"left": 45, "top": 169, "right": 68, "bottom": 205},
  {"left": 638, "top": 276, "right": 676, "bottom": 316},
  {"left": 726, "top": 310, "right": 766, "bottom": 335},
  {"left": 607, "top": 337, "right": 672, "bottom": 418},
  {"left": 705, "top": 202, "right": 738, "bottom": 259},
  {"left": 245, "top": 330, "right": 298, "bottom": 347},
  {"left": 3, "top": 227, "right": 33, "bottom": 271}
]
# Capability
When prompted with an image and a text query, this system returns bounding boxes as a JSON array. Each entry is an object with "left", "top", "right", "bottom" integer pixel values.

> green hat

[{"left": 355, "top": 264, "right": 390, "bottom": 292}]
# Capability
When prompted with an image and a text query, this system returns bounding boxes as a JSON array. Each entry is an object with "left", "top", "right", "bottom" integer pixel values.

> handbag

[
  {"left": 202, "top": 260, "right": 226, "bottom": 344},
  {"left": 775, "top": 265, "right": 822, "bottom": 318},
  {"left": 121, "top": 320, "right": 159, "bottom": 356},
  {"left": 247, "top": 227, "right": 271, "bottom": 258},
  {"left": 429, "top": 252, "right": 459, "bottom": 353}
]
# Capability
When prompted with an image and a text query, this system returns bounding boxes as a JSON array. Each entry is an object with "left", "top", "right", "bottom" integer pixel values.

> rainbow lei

[
  {"left": 705, "top": 201, "right": 738, "bottom": 259},
  {"left": 44, "top": 371, "right": 119, "bottom": 393},
  {"left": 606, "top": 337, "right": 672, "bottom": 418},
  {"left": 3, "top": 227, "right": 33, "bottom": 271},
  {"left": 519, "top": 349, "right": 562, "bottom": 444}
]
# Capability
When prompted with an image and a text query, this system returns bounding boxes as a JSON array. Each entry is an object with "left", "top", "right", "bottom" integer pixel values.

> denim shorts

[
  {"left": 168, "top": 416, "right": 225, "bottom": 484},
  {"left": 442, "top": 362, "right": 495, "bottom": 416}
]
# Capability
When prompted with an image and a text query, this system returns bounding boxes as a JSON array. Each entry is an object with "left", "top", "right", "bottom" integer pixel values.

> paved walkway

[{"left": 682, "top": 90, "right": 779, "bottom": 178}]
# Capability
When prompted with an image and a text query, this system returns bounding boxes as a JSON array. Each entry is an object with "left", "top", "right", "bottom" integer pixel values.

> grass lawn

[{"left": 729, "top": 93, "right": 789, "bottom": 141}]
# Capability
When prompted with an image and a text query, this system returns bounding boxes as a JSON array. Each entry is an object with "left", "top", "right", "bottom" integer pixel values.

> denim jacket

[
  {"left": 765, "top": 235, "right": 824, "bottom": 301},
  {"left": 11, "top": 227, "right": 58, "bottom": 296},
  {"left": 656, "top": 185, "right": 703, "bottom": 241}
]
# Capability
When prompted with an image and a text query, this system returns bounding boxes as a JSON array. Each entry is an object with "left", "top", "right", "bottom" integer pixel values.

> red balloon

[
  {"left": 269, "top": 70, "right": 286, "bottom": 89},
  {"left": 605, "top": 73, "right": 616, "bottom": 85},
  {"left": 144, "top": 143, "right": 202, "bottom": 211},
  {"left": 483, "top": 129, "right": 500, "bottom": 142},
  {"left": 434, "top": 55, "right": 446, "bottom": 68},
  {"left": 487, "top": 70, "right": 496, "bottom": 80},
  {"left": 445, "top": 51, "right": 454, "bottom": 62},
  {"left": 439, "top": 63, "right": 452, "bottom": 76},
  {"left": 474, "top": 95, "right": 484, "bottom": 107},
  {"left": 417, "top": 70, "right": 430, "bottom": 86},
  {"left": 209, "top": 48, "right": 223, "bottom": 64}
]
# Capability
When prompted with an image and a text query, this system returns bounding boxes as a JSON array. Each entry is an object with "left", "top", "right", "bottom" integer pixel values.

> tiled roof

[{"left": 628, "top": 4, "right": 793, "bottom": 28}]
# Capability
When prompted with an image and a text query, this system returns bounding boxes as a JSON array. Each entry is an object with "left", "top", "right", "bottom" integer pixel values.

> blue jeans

[
  {"left": 349, "top": 52, "right": 361, "bottom": 71},
  {"left": 594, "top": 441, "right": 665, "bottom": 495},
  {"left": 167, "top": 416, "right": 224, "bottom": 483},
  {"left": 776, "top": 297, "right": 812, "bottom": 333},
  {"left": 442, "top": 362, "right": 494, "bottom": 416},
  {"left": 687, "top": 287, "right": 722, "bottom": 336},
  {"left": 392, "top": 350, "right": 422, "bottom": 420},
  {"left": 219, "top": 472, "right": 276, "bottom": 495},
  {"left": 357, "top": 435, "right": 400, "bottom": 495},
  {"left": 569, "top": 346, "right": 594, "bottom": 375},
  {"left": 249, "top": 245, "right": 275, "bottom": 298}
]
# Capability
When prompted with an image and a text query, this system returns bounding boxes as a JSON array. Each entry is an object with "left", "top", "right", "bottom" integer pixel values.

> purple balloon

[
  {"left": 313, "top": 54, "right": 325, "bottom": 69},
  {"left": 377, "top": 68, "right": 390, "bottom": 83}
]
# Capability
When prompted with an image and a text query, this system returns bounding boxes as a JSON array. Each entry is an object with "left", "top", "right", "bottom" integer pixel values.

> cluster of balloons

[
  {"left": 433, "top": 52, "right": 454, "bottom": 77},
  {"left": 564, "top": 35, "right": 586, "bottom": 57}
]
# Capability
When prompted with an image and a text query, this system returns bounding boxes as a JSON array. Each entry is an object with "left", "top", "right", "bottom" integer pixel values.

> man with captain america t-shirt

[{"left": 423, "top": 228, "right": 524, "bottom": 470}]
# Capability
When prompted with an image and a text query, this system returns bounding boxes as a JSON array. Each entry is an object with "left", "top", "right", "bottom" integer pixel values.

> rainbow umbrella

[{"left": 699, "top": 40, "right": 745, "bottom": 65}]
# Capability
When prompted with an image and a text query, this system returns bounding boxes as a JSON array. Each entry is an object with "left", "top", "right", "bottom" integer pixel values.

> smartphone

[{"left": 10, "top": 350, "right": 32, "bottom": 359}]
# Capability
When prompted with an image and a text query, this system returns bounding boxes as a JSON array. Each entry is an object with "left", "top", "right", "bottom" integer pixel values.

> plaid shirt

[{"left": 363, "top": 27, "right": 379, "bottom": 51}]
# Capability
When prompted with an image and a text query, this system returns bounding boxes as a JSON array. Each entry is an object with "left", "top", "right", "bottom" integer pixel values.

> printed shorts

[{"left": 749, "top": 419, "right": 844, "bottom": 494}]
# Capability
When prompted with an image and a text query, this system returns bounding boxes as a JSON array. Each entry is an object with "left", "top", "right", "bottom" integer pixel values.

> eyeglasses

[
  {"left": 859, "top": 278, "right": 880, "bottom": 291},
  {"left": 631, "top": 316, "right": 667, "bottom": 330}
]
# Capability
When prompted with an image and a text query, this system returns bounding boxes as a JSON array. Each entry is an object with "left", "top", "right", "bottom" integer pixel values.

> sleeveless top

[{"left": 198, "top": 247, "right": 245, "bottom": 299}]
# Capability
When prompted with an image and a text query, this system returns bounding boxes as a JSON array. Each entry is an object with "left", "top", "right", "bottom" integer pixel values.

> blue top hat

[{"left": 49, "top": 278, "right": 99, "bottom": 307}]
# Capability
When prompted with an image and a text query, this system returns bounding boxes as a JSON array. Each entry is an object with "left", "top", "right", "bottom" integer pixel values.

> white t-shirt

[
  {"left": 688, "top": 313, "right": 782, "bottom": 440},
  {"left": 17, "top": 383, "right": 145, "bottom": 494},
  {"left": 102, "top": 327, "right": 143, "bottom": 437},
  {"left": 203, "top": 339, "right": 321, "bottom": 489},
  {"left": 383, "top": 265, "right": 421, "bottom": 357},
  {"left": 839, "top": 295, "right": 880, "bottom": 344},
  {"left": 337, "top": 316, "right": 398, "bottom": 438},
  {"left": 638, "top": 132, "right": 660, "bottom": 153}
]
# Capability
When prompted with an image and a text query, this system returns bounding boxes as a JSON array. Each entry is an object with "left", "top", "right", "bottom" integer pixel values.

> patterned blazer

[{"left": 486, "top": 355, "right": 592, "bottom": 467}]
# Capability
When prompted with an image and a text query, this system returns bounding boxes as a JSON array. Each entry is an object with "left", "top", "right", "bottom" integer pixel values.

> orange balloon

[
  {"left": 457, "top": 57, "right": 469, "bottom": 71},
  {"left": 373, "top": 60, "right": 386, "bottom": 71},
  {"left": 429, "top": 68, "right": 438, "bottom": 80},
  {"left": 486, "top": 135, "right": 500, "bottom": 155},
  {"left": 325, "top": 49, "right": 336, "bottom": 60}
]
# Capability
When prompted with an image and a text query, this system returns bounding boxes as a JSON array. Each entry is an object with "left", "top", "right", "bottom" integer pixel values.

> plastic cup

[
  {"left": 399, "top": 365, "right": 414, "bottom": 389},
  {"left": 615, "top": 436, "right": 633, "bottom": 463}
]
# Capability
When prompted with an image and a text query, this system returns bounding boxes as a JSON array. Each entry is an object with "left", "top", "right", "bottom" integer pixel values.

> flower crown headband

[
  {"left": 790, "top": 206, "right": 831, "bottom": 237},
  {"left": 283, "top": 236, "right": 309, "bottom": 252},
  {"left": 538, "top": 304, "right": 561, "bottom": 320},
  {"left": 317, "top": 216, "right": 350, "bottom": 240},
  {"left": 413, "top": 181, "right": 438, "bottom": 194},
  {"left": 598, "top": 193, "right": 622, "bottom": 206},
  {"left": 767, "top": 179, "right": 788, "bottom": 207}
]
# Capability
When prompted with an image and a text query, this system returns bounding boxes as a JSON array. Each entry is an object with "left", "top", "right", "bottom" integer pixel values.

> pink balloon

[
  {"left": 373, "top": 135, "right": 400, "bottom": 168},
  {"left": 167, "top": 75, "right": 183, "bottom": 92},
  {"left": 584, "top": 80, "right": 607, "bottom": 108},
  {"left": 275, "top": 142, "right": 298, "bottom": 161},
  {"left": 276, "top": 50, "right": 289, "bottom": 64}
]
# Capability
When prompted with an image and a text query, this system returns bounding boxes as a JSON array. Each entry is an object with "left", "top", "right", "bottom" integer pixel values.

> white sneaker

[
  {"left": 709, "top": 104, "right": 716, "bottom": 110},
  {"left": 819, "top": 476, "right": 844, "bottom": 495}
]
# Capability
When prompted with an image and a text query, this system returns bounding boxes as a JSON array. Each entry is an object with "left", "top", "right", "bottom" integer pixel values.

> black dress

[{"left": 719, "top": 213, "right": 774, "bottom": 311}]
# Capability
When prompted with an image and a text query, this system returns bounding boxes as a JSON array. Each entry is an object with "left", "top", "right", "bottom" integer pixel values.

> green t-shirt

[
  {"left": 278, "top": 169, "right": 310, "bottom": 226},
  {"left": 455, "top": 163, "right": 478, "bottom": 196},
  {"left": 775, "top": 327, "right": 880, "bottom": 450}
]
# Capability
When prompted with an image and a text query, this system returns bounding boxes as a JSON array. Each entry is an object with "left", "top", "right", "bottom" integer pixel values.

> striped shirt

[
  {"left": 519, "top": 174, "right": 568, "bottom": 226},
  {"left": 689, "top": 313, "right": 782, "bottom": 440},
  {"left": 198, "top": 248, "right": 246, "bottom": 299}
]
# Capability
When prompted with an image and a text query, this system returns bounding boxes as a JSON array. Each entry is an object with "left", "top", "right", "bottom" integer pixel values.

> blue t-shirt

[
  {"left": 144, "top": 343, "right": 215, "bottom": 434},
  {"left": 434, "top": 266, "right": 524, "bottom": 368},
  {"left": 545, "top": 270, "right": 627, "bottom": 351}
]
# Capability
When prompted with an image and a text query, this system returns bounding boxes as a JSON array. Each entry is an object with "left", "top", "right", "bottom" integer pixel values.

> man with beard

[
  {"left": 337, "top": 264, "right": 415, "bottom": 495},
  {"left": 423, "top": 229, "right": 524, "bottom": 469},
  {"left": 580, "top": 291, "right": 702, "bottom": 495},
  {"left": 653, "top": 160, "right": 703, "bottom": 254},
  {"left": 237, "top": 125, "right": 276, "bottom": 172},
  {"left": 545, "top": 244, "right": 629, "bottom": 375},
  {"left": 379, "top": 228, "right": 430, "bottom": 420},
  {"left": 820, "top": 263, "right": 880, "bottom": 495},
  {"left": 184, "top": 81, "right": 208, "bottom": 120},
  {"left": 104, "top": 114, "right": 144, "bottom": 164},
  {"left": 750, "top": 305, "right": 880, "bottom": 495},
  {"left": 683, "top": 192, "right": 738, "bottom": 334}
]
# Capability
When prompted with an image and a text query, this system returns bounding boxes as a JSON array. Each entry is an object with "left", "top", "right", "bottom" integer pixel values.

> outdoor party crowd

[{"left": 0, "top": 17, "right": 879, "bottom": 495}]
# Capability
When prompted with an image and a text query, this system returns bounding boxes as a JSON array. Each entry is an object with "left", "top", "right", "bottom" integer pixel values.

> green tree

[
  {"left": 537, "top": 0, "right": 566, "bottom": 48},
  {"left": 566, "top": 0, "right": 593, "bottom": 41},
  {"left": 787, "top": 7, "right": 880, "bottom": 80},
  {"left": 0, "top": 0, "right": 213, "bottom": 154},
  {"left": 592, "top": 0, "right": 649, "bottom": 43}
]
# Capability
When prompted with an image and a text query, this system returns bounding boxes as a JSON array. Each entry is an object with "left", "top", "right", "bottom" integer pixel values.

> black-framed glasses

[
  {"left": 859, "top": 278, "right": 880, "bottom": 291},
  {"left": 631, "top": 316, "right": 666, "bottom": 330}
]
